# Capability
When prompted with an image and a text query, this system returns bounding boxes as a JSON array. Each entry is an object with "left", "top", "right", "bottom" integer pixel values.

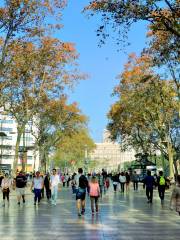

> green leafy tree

[
  {"left": 107, "top": 53, "right": 179, "bottom": 177},
  {"left": 53, "top": 128, "right": 95, "bottom": 172}
]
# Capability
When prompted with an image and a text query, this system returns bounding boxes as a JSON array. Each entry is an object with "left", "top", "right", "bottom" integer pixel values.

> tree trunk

[
  {"left": 13, "top": 125, "right": 25, "bottom": 174},
  {"left": 168, "top": 141, "right": 174, "bottom": 180}
]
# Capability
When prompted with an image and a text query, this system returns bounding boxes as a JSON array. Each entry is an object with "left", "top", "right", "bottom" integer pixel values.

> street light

[{"left": 84, "top": 144, "right": 88, "bottom": 174}]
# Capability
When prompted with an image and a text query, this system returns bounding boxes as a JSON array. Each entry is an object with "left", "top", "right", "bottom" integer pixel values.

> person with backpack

[
  {"left": 76, "top": 168, "right": 88, "bottom": 216},
  {"left": 157, "top": 171, "right": 166, "bottom": 204}
]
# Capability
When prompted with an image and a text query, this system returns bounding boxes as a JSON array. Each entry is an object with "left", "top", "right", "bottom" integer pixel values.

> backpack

[{"left": 159, "top": 176, "right": 165, "bottom": 185}]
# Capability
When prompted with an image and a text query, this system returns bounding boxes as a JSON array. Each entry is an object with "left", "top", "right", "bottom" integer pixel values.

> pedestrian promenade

[{"left": 0, "top": 186, "right": 179, "bottom": 240}]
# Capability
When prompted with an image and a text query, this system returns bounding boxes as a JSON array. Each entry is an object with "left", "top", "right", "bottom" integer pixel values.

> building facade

[
  {"left": 89, "top": 130, "right": 135, "bottom": 171},
  {"left": 0, "top": 111, "right": 39, "bottom": 172}
]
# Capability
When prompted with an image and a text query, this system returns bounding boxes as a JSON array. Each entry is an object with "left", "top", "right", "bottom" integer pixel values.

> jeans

[
  {"left": 45, "top": 187, "right": 51, "bottom": 199},
  {"left": 113, "top": 183, "right": 117, "bottom": 192},
  {"left": 146, "top": 187, "right": 153, "bottom": 202},
  {"left": 90, "top": 196, "right": 99, "bottom": 212},
  {"left": 34, "top": 189, "right": 41, "bottom": 203},
  {"left": 158, "top": 185, "right": 165, "bottom": 200},
  {"left": 120, "top": 183, "right": 125, "bottom": 192},
  {"left": 51, "top": 185, "right": 58, "bottom": 204},
  {"left": 3, "top": 188, "right": 10, "bottom": 201},
  {"left": 133, "top": 181, "right": 138, "bottom": 190}
]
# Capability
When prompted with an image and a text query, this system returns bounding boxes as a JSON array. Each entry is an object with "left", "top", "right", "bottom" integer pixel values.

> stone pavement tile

[{"left": 0, "top": 186, "right": 180, "bottom": 240}]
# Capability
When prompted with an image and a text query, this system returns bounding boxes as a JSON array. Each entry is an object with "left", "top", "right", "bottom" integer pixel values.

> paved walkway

[{"left": 0, "top": 185, "right": 179, "bottom": 240}]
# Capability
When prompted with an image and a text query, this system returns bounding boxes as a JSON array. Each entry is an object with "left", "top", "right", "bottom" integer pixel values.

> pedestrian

[
  {"left": 170, "top": 175, "right": 180, "bottom": 216},
  {"left": 76, "top": 168, "right": 88, "bottom": 216},
  {"left": 1, "top": 173, "right": 12, "bottom": 207},
  {"left": 44, "top": 172, "right": 51, "bottom": 200},
  {"left": 132, "top": 171, "right": 139, "bottom": 191},
  {"left": 125, "top": 172, "right": 130, "bottom": 192},
  {"left": 71, "top": 173, "right": 77, "bottom": 194},
  {"left": 105, "top": 177, "right": 110, "bottom": 191},
  {"left": 157, "top": 171, "right": 166, "bottom": 205},
  {"left": 61, "top": 174, "right": 66, "bottom": 187},
  {"left": 89, "top": 176, "right": 100, "bottom": 215},
  {"left": 50, "top": 169, "right": 61, "bottom": 205},
  {"left": 112, "top": 172, "right": 119, "bottom": 192},
  {"left": 31, "top": 171, "right": 44, "bottom": 205},
  {"left": 144, "top": 170, "right": 155, "bottom": 203},
  {"left": 14, "top": 171, "right": 27, "bottom": 205},
  {"left": 40, "top": 173, "right": 44, "bottom": 198},
  {"left": 66, "top": 173, "right": 70, "bottom": 187},
  {"left": 119, "top": 172, "right": 126, "bottom": 193},
  {"left": 97, "top": 173, "right": 104, "bottom": 197}
]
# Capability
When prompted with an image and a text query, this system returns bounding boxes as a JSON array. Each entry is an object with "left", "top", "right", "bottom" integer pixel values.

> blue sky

[{"left": 59, "top": 0, "right": 147, "bottom": 142}]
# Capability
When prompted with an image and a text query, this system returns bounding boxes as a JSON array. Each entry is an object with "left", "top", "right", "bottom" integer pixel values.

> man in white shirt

[{"left": 50, "top": 169, "right": 61, "bottom": 205}]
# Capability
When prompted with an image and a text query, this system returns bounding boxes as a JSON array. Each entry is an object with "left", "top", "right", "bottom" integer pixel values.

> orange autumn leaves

[{"left": 108, "top": 53, "right": 178, "bottom": 150}]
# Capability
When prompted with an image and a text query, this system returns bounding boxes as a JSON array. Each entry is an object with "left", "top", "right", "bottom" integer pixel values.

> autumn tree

[
  {"left": 0, "top": 0, "right": 66, "bottom": 65},
  {"left": 53, "top": 128, "right": 95, "bottom": 172},
  {"left": 107, "top": 54, "right": 179, "bottom": 177},
  {"left": 146, "top": 20, "right": 180, "bottom": 106},
  {"left": 85, "top": 0, "right": 180, "bottom": 45},
  {"left": 0, "top": 37, "right": 85, "bottom": 172},
  {"left": 30, "top": 97, "right": 89, "bottom": 172}
]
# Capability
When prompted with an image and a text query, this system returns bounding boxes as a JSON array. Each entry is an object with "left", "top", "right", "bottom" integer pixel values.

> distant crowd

[{"left": 0, "top": 168, "right": 180, "bottom": 217}]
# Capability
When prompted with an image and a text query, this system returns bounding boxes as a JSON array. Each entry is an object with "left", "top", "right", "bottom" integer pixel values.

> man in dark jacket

[
  {"left": 44, "top": 172, "right": 51, "bottom": 200},
  {"left": 144, "top": 170, "right": 155, "bottom": 203},
  {"left": 76, "top": 168, "right": 88, "bottom": 216}
]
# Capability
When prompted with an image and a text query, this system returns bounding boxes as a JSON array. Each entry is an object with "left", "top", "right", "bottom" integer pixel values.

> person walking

[
  {"left": 31, "top": 171, "right": 44, "bottom": 205},
  {"left": 50, "top": 169, "right": 61, "bottom": 205},
  {"left": 1, "top": 173, "right": 12, "bottom": 207},
  {"left": 157, "top": 171, "right": 166, "bottom": 205},
  {"left": 170, "top": 175, "right": 180, "bottom": 216},
  {"left": 119, "top": 172, "right": 126, "bottom": 193},
  {"left": 112, "top": 172, "right": 119, "bottom": 192},
  {"left": 76, "top": 168, "right": 88, "bottom": 216},
  {"left": 132, "top": 171, "right": 139, "bottom": 191},
  {"left": 89, "top": 176, "right": 100, "bottom": 215},
  {"left": 125, "top": 172, "right": 130, "bottom": 192},
  {"left": 97, "top": 173, "right": 104, "bottom": 198},
  {"left": 144, "top": 170, "right": 155, "bottom": 203},
  {"left": 44, "top": 172, "right": 51, "bottom": 200},
  {"left": 14, "top": 171, "right": 27, "bottom": 205}
]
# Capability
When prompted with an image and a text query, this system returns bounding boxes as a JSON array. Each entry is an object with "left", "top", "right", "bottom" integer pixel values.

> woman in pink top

[{"left": 89, "top": 176, "right": 100, "bottom": 214}]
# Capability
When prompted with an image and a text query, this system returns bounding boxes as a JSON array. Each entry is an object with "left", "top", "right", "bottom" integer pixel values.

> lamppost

[{"left": 84, "top": 144, "right": 88, "bottom": 174}]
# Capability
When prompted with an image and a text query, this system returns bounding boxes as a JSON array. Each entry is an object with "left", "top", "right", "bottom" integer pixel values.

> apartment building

[
  {"left": 0, "top": 111, "right": 39, "bottom": 172},
  {"left": 89, "top": 130, "right": 135, "bottom": 171}
]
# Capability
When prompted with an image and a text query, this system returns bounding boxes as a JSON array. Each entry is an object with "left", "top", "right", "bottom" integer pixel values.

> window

[
  {"left": 2, "top": 155, "right": 13, "bottom": 159},
  {"left": 0, "top": 127, "right": 13, "bottom": 132},
  {"left": 4, "top": 136, "right": 12, "bottom": 140},
  {"left": 0, "top": 120, "right": 13, "bottom": 124}
]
